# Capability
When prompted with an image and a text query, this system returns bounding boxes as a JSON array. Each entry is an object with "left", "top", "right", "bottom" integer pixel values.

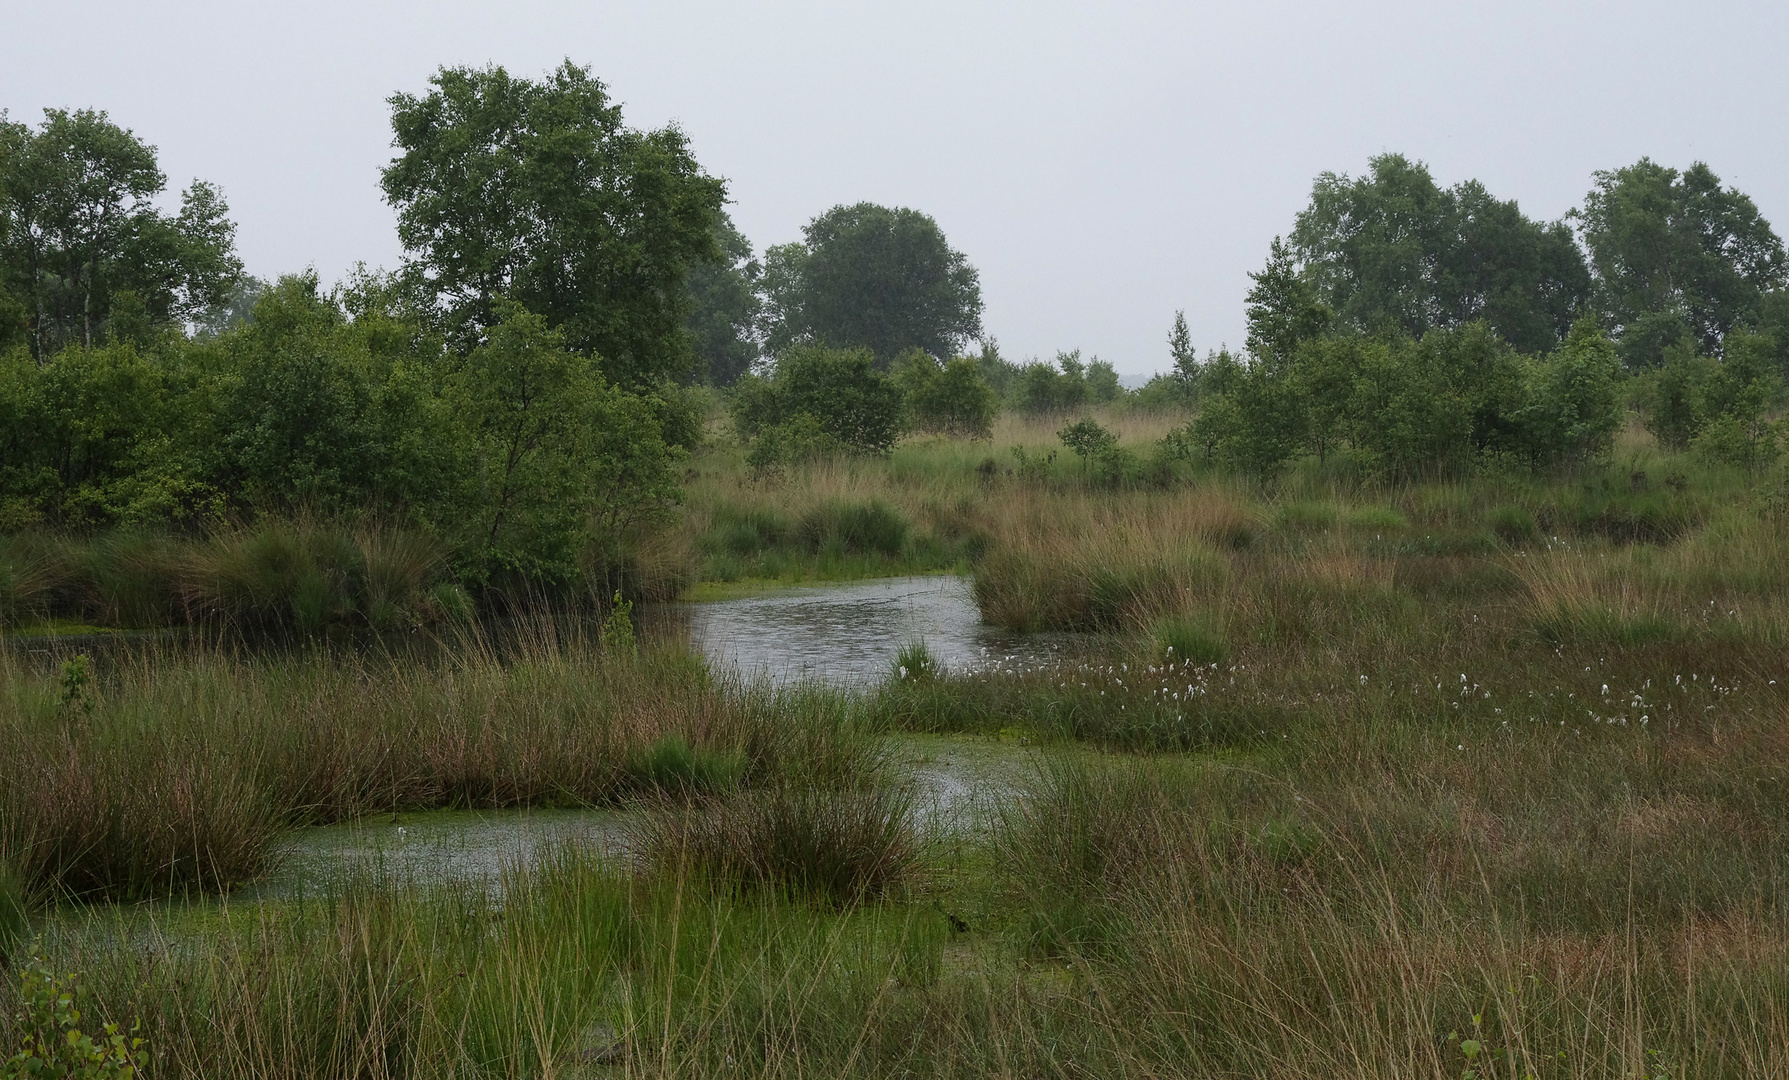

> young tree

[
  {"left": 730, "top": 344, "right": 906, "bottom": 458},
  {"left": 382, "top": 61, "right": 725, "bottom": 387},
  {"left": 444, "top": 308, "right": 680, "bottom": 581},
  {"left": 0, "top": 109, "right": 242, "bottom": 359},
  {"left": 1515, "top": 319, "right": 1624, "bottom": 465},
  {"left": 1084, "top": 358, "right": 1123, "bottom": 403},
  {"left": 760, "top": 203, "right": 982, "bottom": 365},
  {"left": 1167, "top": 310, "right": 1198, "bottom": 392},
  {"left": 893, "top": 350, "right": 997, "bottom": 439},
  {"left": 1013, "top": 351, "right": 1088, "bottom": 414},
  {"left": 1343, "top": 336, "right": 1473, "bottom": 479},
  {"left": 1192, "top": 359, "right": 1305, "bottom": 478},
  {"left": 1245, "top": 237, "right": 1332, "bottom": 365},
  {"left": 1057, "top": 417, "right": 1117, "bottom": 463}
]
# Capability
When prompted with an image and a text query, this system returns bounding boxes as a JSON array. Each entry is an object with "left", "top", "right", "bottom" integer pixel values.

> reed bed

[
  {"left": 0, "top": 627, "right": 880, "bottom": 901},
  {"left": 7, "top": 421, "right": 1789, "bottom": 1075}
]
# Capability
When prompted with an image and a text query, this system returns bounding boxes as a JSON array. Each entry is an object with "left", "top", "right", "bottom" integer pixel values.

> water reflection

[
  {"left": 649, "top": 575, "right": 1069, "bottom": 688},
  {"left": 254, "top": 808, "right": 636, "bottom": 898}
]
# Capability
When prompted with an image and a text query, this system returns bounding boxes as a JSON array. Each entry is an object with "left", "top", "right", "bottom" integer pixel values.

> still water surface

[
  {"left": 262, "top": 577, "right": 1059, "bottom": 894},
  {"left": 661, "top": 575, "right": 1067, "bottom": 688}
]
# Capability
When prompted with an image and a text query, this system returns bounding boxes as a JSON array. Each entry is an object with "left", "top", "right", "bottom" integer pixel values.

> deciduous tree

[
  {"left": 1574, "top": 159, "right": 1787, "bottom": 368},
  {"left": 761, "top": 203, "right": 982, "bottom": 365},
  {"left": 0, "top": 109, "right": 242, "bottom": 359},
  {"left": 383, "top": 61, "right": 725, "bottom": 386}
]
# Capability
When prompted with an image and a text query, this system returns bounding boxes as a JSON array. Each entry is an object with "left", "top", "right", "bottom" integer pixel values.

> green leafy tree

[
  {"left": 729, "top": 344, "right": 905, "bottom": 458},
  {"left": 1287, "top": 155, "right": 1587, "bottom": 354},
  {"left": 1084, "top": 358, "right": 1122, "bottom": 403},
  {"left": 1344, "top": 336, "right": 1473, "bottom": 478},
  {"left": 1245, "top": 237, "right": 1333, "bottom": 364},
  {"left": 0, "top": 108, "right": 242, "bottom": 359},
  {"left": 1575, "top": 159, "right": 1788, "bottom": 367},
  {"left": 685, "top": 211, "right": 762, "bottom": 386},
  {"left": 1013, "top": 351, "right": 1089, "bottom": 414},
  {"left": 1192, "top": 360, "right": 1306, "bottom": 478},
  {"left": 1058, "top": 417, "right": 1117, "bottom": 461},
  {"left": 1514, "top": 318, "right": 1624, "bottom": 465},
  {"left": 973, "top": 339, "right": 1022, "bottom": 399},
  {"left": 761, "top": 202, "right": 982, "bottom": 365},
  {"left": 382, "top": 61, "right": 725, "bottom": 386},
  {"left": 1159, "top": 310, "right": 1201, "bottom": 402},
  {"left": 199, "top": 274, "right": 450, "bottom": 519},
  {"left": 1643, "top": 346, "right": 1713, "bottom": 450},
  {"left": 893, "top": 350, "right": 996, "bottom": 438},
  {"left": 444, "top": 308, "right": 681, "bottom": 581},
  {"left": 1287, "top": 334, "right": 1362, "bottom": 463}
]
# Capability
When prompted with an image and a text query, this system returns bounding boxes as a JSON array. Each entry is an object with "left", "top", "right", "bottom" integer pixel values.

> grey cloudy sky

[{"left": 6, "top": 0, "right": 1786, "bottom": 376}]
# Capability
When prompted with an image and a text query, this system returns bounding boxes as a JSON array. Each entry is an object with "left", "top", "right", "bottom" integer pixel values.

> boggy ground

[{"left": 3, "top": 414, "right": 1788, "bottom": 1078}]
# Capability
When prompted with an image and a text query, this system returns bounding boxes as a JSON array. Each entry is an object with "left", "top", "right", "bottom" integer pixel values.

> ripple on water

[{"left": 657, "top": 575, "right": 1071, "bottom": 688}]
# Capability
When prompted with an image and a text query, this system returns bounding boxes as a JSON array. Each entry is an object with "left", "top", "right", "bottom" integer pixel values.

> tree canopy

[
  {"left": 761, "top": 202, "right": 982, "bottom": 365},
  {"left": 1286, "top": 154, "right": 1590, "bottom": 355},
  {"left": 0, "top": 108, "right": 242, "bottom": 360},
  {"left": 382, "top": 61, "right": 725, "bottom": 386},
  {"left": 684, "top": 211, "right": 762, "bottom": 386},
  {"left": 1574, "top": 159, "right": 1788, "bottom": 368}
]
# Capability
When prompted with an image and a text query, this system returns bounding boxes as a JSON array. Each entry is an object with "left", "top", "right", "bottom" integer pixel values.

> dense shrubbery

[
  {"left": 0, "top": 284, "right": 686, "bottom": 610},
  {"left": 0, "top": 69, "right": 714, "bottom": 623},
  {"left": 1181, "top": 319, "right": 1628, "bottom": 479},
  {"left": 730, "top": 343, "right": 1002, "bottom": 468},
  {"left": 891, "top": 349, "right": 996, "bottom": 438}
]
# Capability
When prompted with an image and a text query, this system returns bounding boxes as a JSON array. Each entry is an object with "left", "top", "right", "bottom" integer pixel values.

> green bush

[
  {"left": 3, "top": 960, "right": 144, "bottom": 1078},
  {"left": 732, "top": 345, "right": 905, "bottom": 458},
  {"left": 893, "top": 351, "right": 997, "bottom": 439}
]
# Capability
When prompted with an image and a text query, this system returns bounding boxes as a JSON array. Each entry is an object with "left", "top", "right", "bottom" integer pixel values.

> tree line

[
  {"left": 5, "top": 62, "right": 1786, "bottom": 604},
  {"left": 0, "top": 63, "right": 720, "bottom": 596},
  {"left": 1132, "top": 154, "right": 1789, "bottom": 478}
]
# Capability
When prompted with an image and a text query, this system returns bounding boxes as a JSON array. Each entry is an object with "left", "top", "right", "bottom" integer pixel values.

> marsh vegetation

[
  {"left": 6, "top": 416, "right": 1789, "bottom": 1078},
  {"left": 6, "top": 57, "right": 1789, "bottom": 1080}
]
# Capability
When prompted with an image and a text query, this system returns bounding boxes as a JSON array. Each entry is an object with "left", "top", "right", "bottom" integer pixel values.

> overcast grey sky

[{"left": 5, "top": 0, "right": 1787, "bottom": 376}]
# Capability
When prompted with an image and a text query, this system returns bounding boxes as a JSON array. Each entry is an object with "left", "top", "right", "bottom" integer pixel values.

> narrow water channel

[{"left": 258, "top": 576, "right": 1060, "bottom": 895}]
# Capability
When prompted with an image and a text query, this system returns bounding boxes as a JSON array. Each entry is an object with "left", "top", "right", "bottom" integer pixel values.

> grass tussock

[
  {"left": 641, "top": 783, "right": 923, "bottom": 905},
  {"left": 0, "top": 632, "right": 877, "bottom": 900}
]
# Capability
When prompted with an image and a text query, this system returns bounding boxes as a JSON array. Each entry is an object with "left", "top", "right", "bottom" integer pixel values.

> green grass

[
  {"left": 6, "top": 415, "right": 1789, "bottom": 1076},
  {"left": 0, "top": 629, "right": 882, "bottom": 901}
]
